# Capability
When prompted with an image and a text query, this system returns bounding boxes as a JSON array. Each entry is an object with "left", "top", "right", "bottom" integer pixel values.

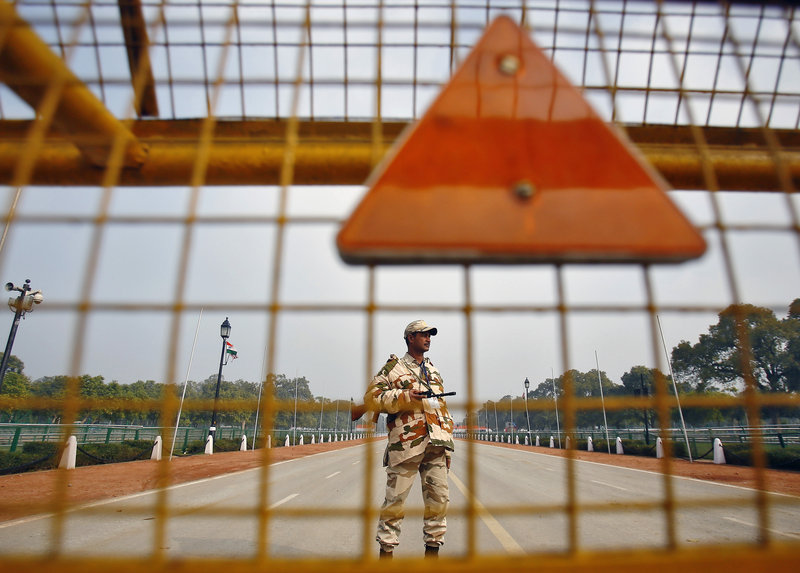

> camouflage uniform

[{"left": 365, "top": 352, "right": 455, "bottom": 551}]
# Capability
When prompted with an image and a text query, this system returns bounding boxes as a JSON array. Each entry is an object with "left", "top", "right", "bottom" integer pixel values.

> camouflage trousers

[{"left": 376, "top": 445, "right": 450, "bottom": 551}]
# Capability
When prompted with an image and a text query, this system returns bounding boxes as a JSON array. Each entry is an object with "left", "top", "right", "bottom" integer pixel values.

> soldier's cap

[{"left": 404, "top": 320, "right": 438, "bottom": 338}]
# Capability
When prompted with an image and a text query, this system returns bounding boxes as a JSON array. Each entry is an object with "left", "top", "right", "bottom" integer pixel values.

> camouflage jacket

[{"left": 365, "top": 352, "right": 455, "bottom": 467}]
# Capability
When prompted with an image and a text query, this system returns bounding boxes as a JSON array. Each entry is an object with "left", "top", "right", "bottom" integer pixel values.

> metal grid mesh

[{"left": 0, "top": 1, "right": 799, "bottom": 571}]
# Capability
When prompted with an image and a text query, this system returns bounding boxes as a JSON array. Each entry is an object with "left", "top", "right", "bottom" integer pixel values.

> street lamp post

[
  {"left": 509, "top": 395, "right": 514, "bottom": 440},
  {"left": 0, "top": 279, "right": 43, "bottom": 393},
  {"left": 524, "top": 377, "right": 531, "bottom": 438},
  {"left": 209, "top": 317, "right": 231, "bottom": 439}
]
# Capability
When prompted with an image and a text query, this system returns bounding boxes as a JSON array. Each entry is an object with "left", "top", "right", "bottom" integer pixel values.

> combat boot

[{"left": 424, "top": 545, "right": 439, "bottom": 558}]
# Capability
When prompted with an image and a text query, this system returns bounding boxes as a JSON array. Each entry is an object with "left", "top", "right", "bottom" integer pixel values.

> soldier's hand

[{"left": 408, "top": 389, "right": 427, "bottom": 402}]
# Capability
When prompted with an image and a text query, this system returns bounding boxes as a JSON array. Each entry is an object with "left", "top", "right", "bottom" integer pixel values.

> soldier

[{"left": 364, "top": 320, "right": 455, "bottom": 559}]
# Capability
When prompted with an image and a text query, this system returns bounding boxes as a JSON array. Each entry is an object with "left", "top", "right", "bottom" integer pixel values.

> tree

[
  {"left": 0, "top": 353, "right": 25, "bottom": 375},
  {"left": 671, "top": 303, "right": 800, "bottom": 423},
  {"left": 0, "top": 371, "right": 32, "bottom": 422},
  {"left": 269, "top": 374, "right": 314, "bottom": 429},
  {"left": 782, "top": 299, "right": 800, "bottom": 393}
]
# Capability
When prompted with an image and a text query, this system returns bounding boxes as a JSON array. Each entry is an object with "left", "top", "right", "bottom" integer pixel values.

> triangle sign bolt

[
  {"left": 513, "top": 180, "right": 536, "bottom": 200},
  {"left": 499, "top": 54, "right": 521, "bottom": 75}
]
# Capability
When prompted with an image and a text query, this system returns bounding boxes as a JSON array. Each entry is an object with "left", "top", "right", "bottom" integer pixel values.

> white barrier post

[
  {"left": 587, "top": 436, "right": 593, "bottom": 452},
  {"left": 656, "top": 437, "right": 664, "bottom": 459},
  {"left": 204, "top": 435, "right": 214, "bottom": 455},
  {"left": 320, "top": 434, "right": 325, "bottom": 443},
  {"left": 615, "top": 436, "right": 624, "bottom": 454},
  {"left": 284, "top": 435, "right": 290, "bottom": 447},
  {"left": 524, "top": 435, "right": 529, "bottom": 446},
  {"left": 549, "top": 436, "right": 554, "bottom": 448},
  {"left": 535, "top": 435, "right": 540, "bottom": 447},
  {"left": 566, "top": 436, "right": 571, "bottom": 450},
  {"left": 713, "top": 438, "right": 726, "bottom": 464},
  {"left": 267, "top": 435, "right": 271, "bottom": 449},
  {"left": 299, "top": 435, "right": 304, "bottom": 446},
  {"left": 151, "top": 436, "right": 163, "bottom": 461},
  {"left": 240, "top": 434, "right": 247, "bottom": 451},
  {"left": 59, "top": 435, "right": 77, "bottom": 470},
  {"left": 311, "top": 434, "right": 316, "bottom": 444}
]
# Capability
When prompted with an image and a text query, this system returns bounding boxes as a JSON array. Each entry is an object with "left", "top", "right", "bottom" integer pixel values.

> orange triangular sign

[{"left": 337, "top": 16, "right": 706, "bottom": 264}]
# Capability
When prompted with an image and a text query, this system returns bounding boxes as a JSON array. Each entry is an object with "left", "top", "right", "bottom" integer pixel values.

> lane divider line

[
  {"left": 449, "top": 472, "right": 524, "bottom": 555},
  {"left": 590, "top": 480, "right": 629, "bottom": 492},
  {"left": 269, "top": 493, "right": 299, "bottom": 510},
  {"left": 325, "top": 471, "right": 341, "bottom": 479}
]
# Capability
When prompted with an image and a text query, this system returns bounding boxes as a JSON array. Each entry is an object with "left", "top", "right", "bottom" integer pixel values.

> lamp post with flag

[{"left": 209, "top": 317, "right": 232, "bottom": 440}]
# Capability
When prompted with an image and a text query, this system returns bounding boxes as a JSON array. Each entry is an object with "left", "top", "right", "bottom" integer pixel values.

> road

[{"left": 0, "top": 441, "right": 798, "bottom": 559}]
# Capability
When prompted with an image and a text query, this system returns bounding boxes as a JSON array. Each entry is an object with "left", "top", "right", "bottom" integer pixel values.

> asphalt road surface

[{"left": 1, "top": 442, "right": 798, "bottom": 559}]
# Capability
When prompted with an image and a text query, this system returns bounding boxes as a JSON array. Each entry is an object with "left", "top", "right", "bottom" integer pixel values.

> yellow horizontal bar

[
  {"left": 0, "top": 120, "right": 797, "bottom": 190},
  {"left": 1, "top": 544, "right": 799, "bottom": 573}
]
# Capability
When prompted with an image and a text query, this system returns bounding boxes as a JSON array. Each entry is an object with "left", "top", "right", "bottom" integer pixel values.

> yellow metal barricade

[{"left": 0, "top": 1, "right": 798, "bottom": 572}]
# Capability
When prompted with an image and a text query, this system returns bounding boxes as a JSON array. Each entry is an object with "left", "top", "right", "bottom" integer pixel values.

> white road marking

[
  {"left": 723, "top": 516, "right": 800, "bottom": 540},
  {"left": 449, "top": 472, "right": 524, "bottom": 555},
  {"left": 325, "top": 471, "right": 341, "bottom": 479},
  {"left": 269, "top": 494, "right": 299, "bottom": 510},
  {"left": 0, "top": 445, "right": 369, "bottom": 529},
  {"left": 591, "top": 480, "right": 629, "bottom": 492}
]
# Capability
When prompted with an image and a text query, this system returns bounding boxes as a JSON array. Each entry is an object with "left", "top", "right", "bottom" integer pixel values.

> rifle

[
  {"left": 423, "top": 390, "right": 457, "bottom": 399},
  {"left": 350, "top": 391, "right": 456, "bottom": 421}
]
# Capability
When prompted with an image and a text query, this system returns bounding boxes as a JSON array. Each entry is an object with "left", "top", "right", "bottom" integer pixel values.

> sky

[{"left": 0, "top": 1, "right": 799, "bottom": 416}]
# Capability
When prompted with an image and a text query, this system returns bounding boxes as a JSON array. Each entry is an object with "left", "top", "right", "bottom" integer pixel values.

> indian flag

[{"left": 226, "top": 341, "right": 238, "bottom": 359}]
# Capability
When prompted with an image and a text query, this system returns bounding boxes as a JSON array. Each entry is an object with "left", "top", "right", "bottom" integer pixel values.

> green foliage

[
  {"left": 0, "top": 442, "right": 59, "bottom": 474},
  {"left": 717, "top": 443, "right": 800, "bottom": 471},
  {"left": 618, "top": 439, "right": 658, "bottom": 457},
  {"left": 181, "top": 438, "right": 237, "bottom": 455},
  {"left": 76, "top": 440, "right": 152, "bottom": 465},
  {"left": 22, "top": 441, "right": 59, "bottom": 456}
]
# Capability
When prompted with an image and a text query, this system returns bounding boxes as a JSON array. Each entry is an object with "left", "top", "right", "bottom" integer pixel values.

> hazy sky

[{"left": 0, "top": 1, "right": 798, "bottom": 413}]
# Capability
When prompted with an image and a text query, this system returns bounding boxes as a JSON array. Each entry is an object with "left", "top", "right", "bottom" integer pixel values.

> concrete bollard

[
  {"left": 204, "top": 435, "right": 214, "bottom": 455},
  {"left": 151, "top": 436, "right": 162, "bottom": 461},
  {"left": 713, "top": 438, "right": 726, "bottom": 464},
  {"left": 616, "top": 436, "right": 624, "bottom": 454},
  {"left": 656, "top": 437, "right": 664, "bottom": 459},
  {"left": 587, "top": 436, "right": 593, "bottom": 452},
  {"left": 267, "top": 435, "right": 271, "bottom": 448},
  {"left": 536, "top": 435, "right": 540, "bottom": 447},
  {"left": 59, "top": 435, "right": 77, "bottom": 470},
  {"left": 311, "top": 435, "right": 316, "bottom": 445},
  {"left": 549, "top": 436, "right": 554, "bottom": 448},
  {"left": 284, "top": 435, "right": 290, "bottom": 447},
  {"left": 240, "top": 434, "right": 247, "bottom": 451},
  {"left": 566, "top": 436, "right": 571, "bottom": 450},
  {"left": 299, "top": 435, "right": 304, "bottom": 446}
]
